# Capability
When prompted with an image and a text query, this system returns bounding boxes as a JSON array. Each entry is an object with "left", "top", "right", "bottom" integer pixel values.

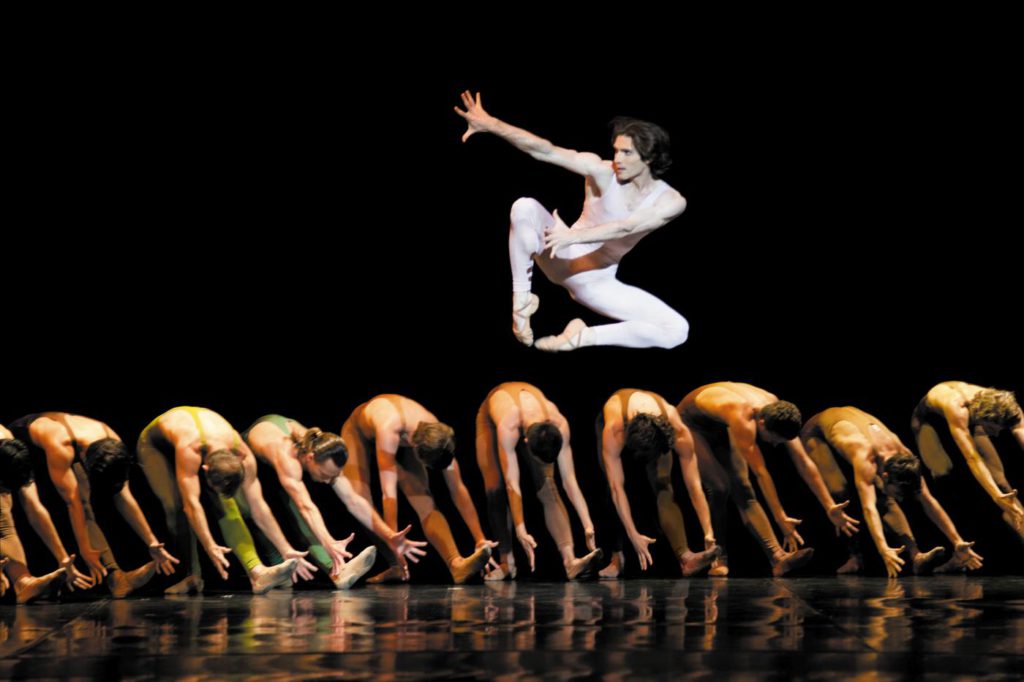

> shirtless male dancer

[
  {"left": 1, "top": 425, "right": 92, "bottom": 602},
  {"left": 595, "top": 389, "right": 721, "bottom": 578},
  {"left": 9, "top": 412, "right": 176, "bottom": 597},
  {"left": 341, "top": 395, "right": 494, "bottom": 584},
  {"left": 475, "top": 382, "right": 602, "bottom": 579},
  {"left": 912, "top": 382, "right": 1024, "bottom": 539},
  {"left": 678, "top": 383, "right": 859, "bottom": 576},
  {"left": 803, "top": 406, "right": 983, "bottom": 576}
]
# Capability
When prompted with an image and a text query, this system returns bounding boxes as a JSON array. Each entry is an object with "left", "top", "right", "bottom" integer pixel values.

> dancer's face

[
  {"left": 304, "top": 454, "right": 342, "bottom": 484},
  {"left": 882, "top": 480, "right": 905, "bottom": 502},
  {"left": 756, "top": 419, "right": 789, "bottom": 446},
  {"left": 613, "top": 135, "right": 648, "bottom": 182},
  {"left": 974, "top": 419, "right": 1004, "bottom": 436}
]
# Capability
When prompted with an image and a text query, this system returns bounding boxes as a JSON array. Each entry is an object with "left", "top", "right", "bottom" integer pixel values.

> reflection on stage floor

[{"left": 2, "top": 577, "right": 1023, "bottom": 679}]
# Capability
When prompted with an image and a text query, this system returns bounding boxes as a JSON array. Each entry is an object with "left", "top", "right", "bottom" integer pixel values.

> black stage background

[{"left": 4, "top": 38, "right": 1020, "bottom": 585}]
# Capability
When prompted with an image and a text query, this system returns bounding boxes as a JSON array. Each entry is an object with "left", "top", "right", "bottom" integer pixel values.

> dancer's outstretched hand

[{"left": 454, "top": 90, "right": 494, "bottom": 142}]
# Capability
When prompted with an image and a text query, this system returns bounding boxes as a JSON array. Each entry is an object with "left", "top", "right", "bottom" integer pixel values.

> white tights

[{"left": 509, "top": 197, "right": 688, "bottom": 349}]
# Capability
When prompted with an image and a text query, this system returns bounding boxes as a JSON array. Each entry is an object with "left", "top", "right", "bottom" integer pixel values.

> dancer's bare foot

[
  {"left": 771, "top": 548, "right": 814, "bottom": 577},
  {"left": 450, "top": 545, "right": 493, "bottom": 584},
  {"left": 367, "top": 566, "right": 406, "bottom": 584},
  {"left": 14, "top": 568, "right": 65, "bottom": 604},
  {"left": 565, "top": 548, "right": 603, "bottom": 580},
  {"left": 911, "top": 546, "right": 946, "bottom": 575},
  {"left": 679, "top": 545, "right": 722, "bottom": 577},
  {"left": 109, "top": 562, "right": 156, "bottom": 599},
  {"left": 836, "top": 554, "right": 863, "bottom": 575},
  {"left": 250, "top": 559, "right": 297, "bottom": 594},
  {"left": 598, "top": 551, "right": 623, "bottom": 580},
  {"left": 708, "top": 556, "right": 730, "bottom": 577},
  {"left": 934, "top": 555, "right": 966, "bottom": 575},
  {"left": 165, "top": 574, "right": 204, "bottom": 596}
]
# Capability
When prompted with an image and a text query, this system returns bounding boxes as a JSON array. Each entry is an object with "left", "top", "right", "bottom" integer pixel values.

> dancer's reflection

[
  {"left": 619, "top": 583, "right": 655, "bottom": 649},
  {"left": 858, "top": 579, "right": 912, "bottom": 651},
  {"left": 753, "top": 581, "right": 805, "bottom": 650},
  {"left": 322, "top": 590, "right": 374, "bottom": 653},
  {"left": 661, "top": 579, "right": 723, "bottom": 651},
  {"left": 535, "top": 583, "right": 601, "bottom": 653},
  {"left": 0, "top": 604, "right": 51, "bottom": 651},
  {"left": 704, "top": 579, "right": 723, "bottom": 650}
]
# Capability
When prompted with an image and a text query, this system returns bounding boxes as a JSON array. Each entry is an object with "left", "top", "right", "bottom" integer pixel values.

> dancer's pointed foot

[
  {"left": 250, "top": 559, "right": 297, "bottom": 595},
  {"left": 680, "top": 544, "right": 723, "bottom": 577},
  {"left": 109, "top": 562, "right": 156, "bottom": 599},
  {"left": 771, "top": 548, "right": 814, "bottom": 577},
  {"left": 450, "top": 545, "right": 493, "bottom": 584},
  {"left": 598, "top": 551, "right": 624, "bottom": 580},
  {"left": 512, "top": 293, "right": 540, "bottom": 346},
  {"left": 836, "top": 554, "right": 864, "bottom": 575},
  {"left": 934, "top": 555, "right": 967, "bottom": 575},
  {"left": 367, "top": 566, "right": 405, "bottom": 584},
  {"left": 535, "top": 318, "right": 591, "bottom": 352},
  {"left": 165, "top": 574, "right": 204, "bottom": 596},
  {"left": 708, "top": 555, "right": 730, "bottom": 577},
  {"left": 14, "top": 568, "right": 65, "bottom": 604},
  {"left": 911, "top": 546, "right": 946, "bottom": 575},
  {"left": 332, "top": 547, "right": 377, "bottom": 590},
  {"left": 566, "top": 548, "right": 604, "bottom": 580}
]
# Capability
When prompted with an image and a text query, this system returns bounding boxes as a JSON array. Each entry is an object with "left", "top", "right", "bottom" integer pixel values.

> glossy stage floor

[{"left": 2, "top": 577, "right": 1022, "bottom": 679}]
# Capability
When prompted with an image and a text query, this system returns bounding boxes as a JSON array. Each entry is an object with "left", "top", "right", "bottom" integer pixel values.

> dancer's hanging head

[
  {"left": 525, "top": 421, "right": 563, "bottom": 464},
  {"left": 300, "top": 428, "right": 348, "bottom": 466},
  {"left": 204, "top": 450, "right": 243, "bottom": 497},
  {"left": 758, "top": 401, "right": 803, "bottom": 442},
  {"left": 411, "top": 422, "right": 456, "bottom": 470},
  {"left": 299, "top": 428, "right": 348, "bottom": 483},
  {"left": 967, "top": 389, "right": 1021, "bottom": 430},
  {"left": 625, "top": 413, "right": 674, "bottom": 464},
  {"left": 84, "top": 438, "right": 133, "bottom": 495},
  {"left": 0, "top": 438, "right": 33, "bottom": 490},
  {"left": 881, "top": 454, "right": 922, "bottom": 501}
]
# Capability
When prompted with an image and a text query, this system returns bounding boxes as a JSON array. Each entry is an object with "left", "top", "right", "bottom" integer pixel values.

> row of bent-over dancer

[{"left": 2, "top": 380, "right": 1020, "bottom": 599}]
